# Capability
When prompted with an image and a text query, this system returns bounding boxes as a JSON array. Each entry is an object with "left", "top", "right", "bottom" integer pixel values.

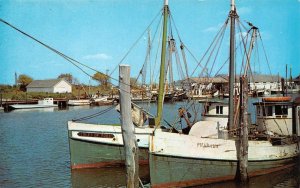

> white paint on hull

[
  {"left": 150, "top": 131, "right": 299, "bottom": 161},
  {"left": 68, "top": 121, "right": 160, "bottom": 148},
  {"left": 10, "top": 104, "right": 57, "bottom": 109}
]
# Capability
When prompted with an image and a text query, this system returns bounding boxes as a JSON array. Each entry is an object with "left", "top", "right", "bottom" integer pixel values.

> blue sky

[{"left": 0, "top": 0, "right": 299, "bottom": 85}]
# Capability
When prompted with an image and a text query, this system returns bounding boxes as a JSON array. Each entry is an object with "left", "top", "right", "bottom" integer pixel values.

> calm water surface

[{"left": 0, "top": 100, "right": 299, "bottom": 188}]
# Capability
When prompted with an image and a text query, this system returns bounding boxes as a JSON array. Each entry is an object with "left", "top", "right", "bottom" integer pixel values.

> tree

[
  {"left": 18, "top": 74, "right": 33, "bottom": 91},
  {"left": 92, "top": 72, "right": 109, "bottom": 86},
  {"left": 58, "top": 73, "right": 73, "bottom": 84},
  {"left": 130, "top": 77, "right": 141, "bottom": 88}
]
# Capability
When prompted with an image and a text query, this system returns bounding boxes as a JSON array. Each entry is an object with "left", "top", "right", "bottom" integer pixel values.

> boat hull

[
  {"left": 68, "top": 121, "right": 156, "bottom": 169},
  {"left": 149, "top": 131, "right": 300, "bottom": 187},
  {"left": 69, "top": 137, "right": 149, "bottom": 169},
  {"left": 150, "top": 154, "right": 297, "bottom": 188},
  {"left": 68, "top": 99, "right": 91, "bottom": 106},
  {"left": 10, "top": 104, "right": 57, "bottom": 109}
]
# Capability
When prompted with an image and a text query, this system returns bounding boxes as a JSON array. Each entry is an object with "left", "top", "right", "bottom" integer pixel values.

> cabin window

[
  {"left": 275, "top": 105, "right": 288, "bottom": 116},
  {"left": 205, "top": 106, "right": 209, "bottom": 114},
  {"left": 216, "top": 106, "right": 223, "bottom": 114},
  {"left": 263, "top": 106, "right": 273, "bottom": 116}
]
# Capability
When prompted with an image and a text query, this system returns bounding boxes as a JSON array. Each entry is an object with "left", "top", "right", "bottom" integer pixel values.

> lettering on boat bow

[{"left": 197, "top": 142, "right": 220, "bottom": 148}]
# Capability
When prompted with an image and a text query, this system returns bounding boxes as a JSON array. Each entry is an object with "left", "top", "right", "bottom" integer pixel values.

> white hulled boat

[
  {"left": 10, "top": 98, "right": 57, "bottom": 109},
  {"left": 148, "top": 0, "right": 300, "bottom": 187}
]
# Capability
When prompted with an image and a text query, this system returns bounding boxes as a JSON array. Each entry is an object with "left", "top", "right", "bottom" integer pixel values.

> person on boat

[{"left": 178, "top": 107, "right": 193, "bottom": 134}]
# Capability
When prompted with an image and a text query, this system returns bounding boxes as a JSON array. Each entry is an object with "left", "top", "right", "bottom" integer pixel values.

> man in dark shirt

[{"left": 178, "top": 107, "right": 193, "bottom": 134}]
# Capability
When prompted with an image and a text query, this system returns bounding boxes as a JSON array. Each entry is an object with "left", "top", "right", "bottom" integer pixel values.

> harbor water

[{"left": 0, "top": 100, "right": 299, "bottom": 188}]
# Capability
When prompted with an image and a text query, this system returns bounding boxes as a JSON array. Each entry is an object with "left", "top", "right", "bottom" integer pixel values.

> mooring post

[
  {"left": 119, "top": 64, "right": 139, "bottom": 188},
  {"left": 236, "top": 76, "right": 249, "bottom": 183}
]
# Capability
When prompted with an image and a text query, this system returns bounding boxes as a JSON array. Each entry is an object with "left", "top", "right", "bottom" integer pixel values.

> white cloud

[
  {"left": 202, "top": 23, "right": 223, "bottom": 33},
  {"left": 238, "top": 7, "right": 251, "bottom": 15},
  {"left": 258, "top": 31, "right": 271, "bottom": 41},
  {"left": 83, "top": 53, "right": 112, "bottom": 61},
  {"left": 236, "top": 31, "right": 248, "bottom": 39}
]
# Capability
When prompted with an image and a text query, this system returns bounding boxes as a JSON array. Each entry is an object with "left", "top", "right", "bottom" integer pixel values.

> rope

[
  {"left": 190, "top": 17, "right": 229, "bottom": 78},
  {"left": 109, "top": 8, "right": 163, "bottom": 77},
  {"left": 208, "top": 22, "right": 227, "bottom": 78},
  {"left": 0, "top": 18, "right": 148, "bottom": 96},
  {"left": 72, "top": 104, "right": 117, "bottom": 122},
  {"left": 257, "top": 30, "right": 274, "bottom": 82}
]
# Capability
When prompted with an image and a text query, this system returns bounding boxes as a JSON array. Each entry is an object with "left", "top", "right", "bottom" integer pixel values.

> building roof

[
  {"left": 218, "top": 74, "right": 282, "bottom": 83},
  {"left": 189, "top": 77, "right": 228, "bottom": 84},
  {"left": 27, "top": 79, "right": 71, "bottom": 88},
  {"left": 249, "top": 74, "right": 281, "bottom": 83},
  {"left": 179, "top": 74, "right": 283, "bottom": 85},
  {"left": 293, "top": 75, "right": 300, "bottom": 82}
]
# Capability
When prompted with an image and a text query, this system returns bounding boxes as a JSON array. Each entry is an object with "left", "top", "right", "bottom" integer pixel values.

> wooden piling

[
  {"left": 119, "top": 65, "right": 139, "bottom": 188},
  {"left": 236, "top": 76, "right": 249, "bottom": 183}
]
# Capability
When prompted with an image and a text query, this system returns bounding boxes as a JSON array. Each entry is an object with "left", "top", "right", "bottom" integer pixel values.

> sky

[{"left": 0, "top": 0, "right": 299, "bottom": 86}]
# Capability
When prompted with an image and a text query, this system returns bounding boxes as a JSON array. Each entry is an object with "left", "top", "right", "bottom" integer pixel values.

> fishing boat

[
  {"left": 68, "top": 99, "right": 91, "bottom": 106},
  {"left": 68, "top": 121, "right": 154, "bottom": 169},
  {"left": 10, "top": 98, "right": 57, "bottom": 109},
  {"left": 90, "top": 95, "right": 115, "bottom": 106},
  {"left": 67, "top": 0, "right": 189, "bottom": 169},
  {"left": 148, "top": 1, "right": 300, "bottom": 187},
  {"left": 150, "top": 97, "right": 300, "bottom": 187}
]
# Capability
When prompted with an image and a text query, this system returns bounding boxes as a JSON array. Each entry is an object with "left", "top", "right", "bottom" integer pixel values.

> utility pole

[
  {"left": 15, "top": 72, "right": 18, "bottom": 87},
  {"left": 285, "top": 64, "right": 288, "bottom": 95},
  {"left": 119, "top": 65, "right": 139, "bottom": 188}
]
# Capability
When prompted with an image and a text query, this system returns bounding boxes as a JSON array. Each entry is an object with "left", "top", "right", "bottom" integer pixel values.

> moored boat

[
  {"left": 68, "top": 99, "right": 91, "bottom": 106},
  {"left": 10, "top": 98, "right": 57, "bottom": 109},
  {"left": 67, "top": 0, "right": 189, "bottom": 169},
  {"left": 68, "top": 121, "right": 157, "bottom": 169},
  {"left": 149, "top": 97, "right": 300, "bottom": 187},
  {"left": 148, "top": 0, "right": 300, "bottom": 187}
]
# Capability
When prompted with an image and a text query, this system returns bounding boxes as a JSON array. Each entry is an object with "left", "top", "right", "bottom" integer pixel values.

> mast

[
  {"left": 244, "top": 27, "right": 257, "bottom": 75},
  {"left": 228, "top": 0, "right": 237, "bottom": 131},
  {"left": 156, "top": 0, "right": 169, "bottom": 126}
]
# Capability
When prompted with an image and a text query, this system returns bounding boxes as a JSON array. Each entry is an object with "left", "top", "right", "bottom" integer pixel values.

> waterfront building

[{"left": 26, "top": 79, "right": 72, "bottom": 93}]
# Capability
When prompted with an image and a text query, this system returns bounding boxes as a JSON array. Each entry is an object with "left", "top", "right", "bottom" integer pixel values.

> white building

[{"left": 26, "top": 79, "right": 72, "bottom": 93}]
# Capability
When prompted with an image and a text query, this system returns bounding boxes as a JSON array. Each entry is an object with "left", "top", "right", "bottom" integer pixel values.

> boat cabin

[
  {"left": 200, "top": 99, "right": 228, "bottom": 128},
  {"left": 37, "top": 98, "right": 54, "bottom": 105},
  {"left": 253, "top": 97, "right": 300, "bottom": 136}
]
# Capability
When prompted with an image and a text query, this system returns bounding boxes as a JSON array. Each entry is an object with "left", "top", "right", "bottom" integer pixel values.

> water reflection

[
  {"left": 71, "top": 165, "right": 150, "bottom": 188},
  {"left": 199, "top": 162, "right": 300, "bottom": 188},
  {"left": 0, "top": 96, "right": 299, "bottom": 188}
]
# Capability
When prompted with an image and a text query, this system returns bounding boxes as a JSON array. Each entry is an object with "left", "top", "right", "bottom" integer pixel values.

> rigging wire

[
  {"left": 72, "top": 104, "right": 118, "bottom": 121},
  {"left": 109, "top": 8, "right": 163, "bottom": 77},
  {"left": 208, "top": 23, "right": 227, "bottom": 78},
  {"left": 257, "top": 30, "right": 274, "bottom": 82},
  {"left": 198, "top": 21, "right": 228, "bottom": 82},
  {"left": 0, "top": 18, "right": 149, "bottom": 96},
  {"left": 190, "top": 18, "right": 229, "bottom": 78},
  {"left": 133, "top": 14, "right": 163, "bottom": 89}
]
